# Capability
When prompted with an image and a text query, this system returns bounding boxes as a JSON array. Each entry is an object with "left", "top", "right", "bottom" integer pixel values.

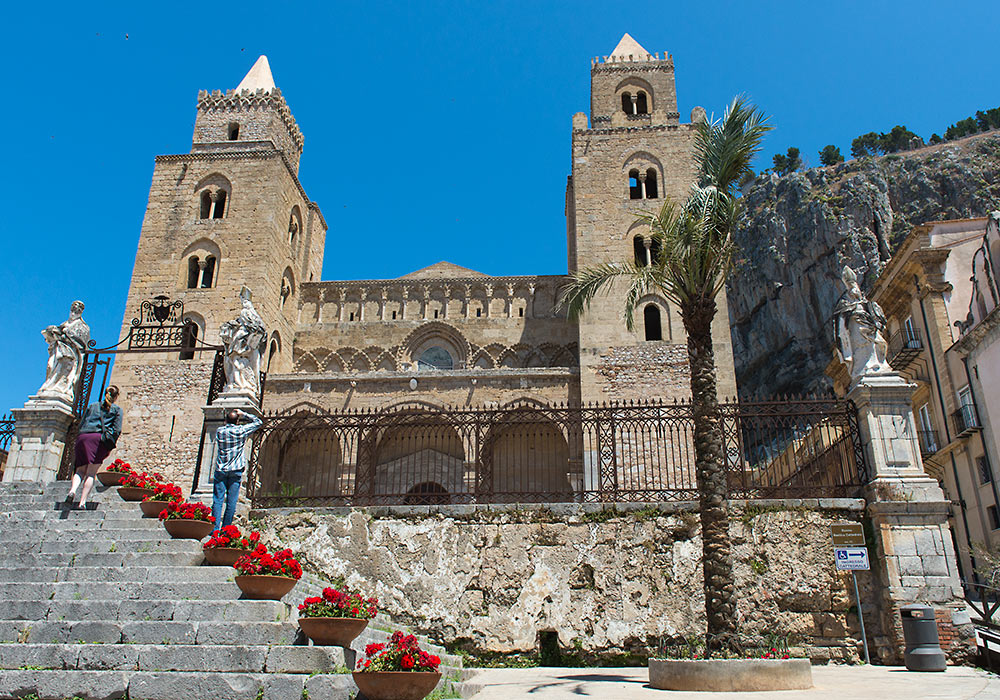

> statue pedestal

[
  {"left": 191, "top": 393, "right": 261, "bottom": 498},
  {"left": 847, "top": 373, "right": 974, "bottom": 663},
  {"left": 3, "top": 397, "right": 76, "bottom": 483}
]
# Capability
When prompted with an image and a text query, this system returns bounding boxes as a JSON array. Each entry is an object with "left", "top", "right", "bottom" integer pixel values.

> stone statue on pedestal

[
  {"left": 37, "top": 300, "right": 91, "bottom": 404},
  {"left": 833, "top": 266, "right": 892, "bottom": 384},
  {"left": 218, "top": 288, "right": 267, "bottom": 398}
]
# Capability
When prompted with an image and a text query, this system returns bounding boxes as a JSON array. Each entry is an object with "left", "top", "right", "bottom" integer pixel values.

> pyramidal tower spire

[
  {"left": 609, "top": 33, "right": 652, "bottom": 60},
  {"left": 236, "top": 55, "right": 275, "bottom": 92}
]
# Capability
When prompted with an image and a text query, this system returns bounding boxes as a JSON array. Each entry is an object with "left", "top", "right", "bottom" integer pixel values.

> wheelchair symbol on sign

[{"left": 837, "top": 550, "right": 848, "bottom": 560}]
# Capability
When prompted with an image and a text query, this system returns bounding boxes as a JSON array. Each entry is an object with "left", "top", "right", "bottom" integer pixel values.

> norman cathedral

[{"left": 111, "top": 34, "right": 737, "bottom": 485}]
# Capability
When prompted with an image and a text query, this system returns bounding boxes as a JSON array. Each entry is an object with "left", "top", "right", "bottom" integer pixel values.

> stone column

[
  {"left": 2, "top": 397, "right": 76, "bottom": 483},
  {"left": 849, "top": 373, "right": 975, "bottom": 664},
  {"left": 191, "top": 394, "right": 261, "bottom": 498}
]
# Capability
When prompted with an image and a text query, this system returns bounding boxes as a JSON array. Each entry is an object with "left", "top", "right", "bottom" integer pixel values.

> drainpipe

[
  {"left": 916, "top": 275, "right": 976, "bottom": 583},
  {"left": 962, "top": 357, "right": 1000, "bottom": 512}
]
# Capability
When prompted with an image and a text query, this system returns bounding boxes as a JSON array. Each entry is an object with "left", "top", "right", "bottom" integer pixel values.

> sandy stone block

[{"left": 897, "top": 555, "right": 923, "bottom": 577}]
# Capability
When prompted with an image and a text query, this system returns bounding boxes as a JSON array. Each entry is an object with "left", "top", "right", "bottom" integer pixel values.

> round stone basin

[{"left": 648, "top": 658, "right": 813, "bottom": 692}]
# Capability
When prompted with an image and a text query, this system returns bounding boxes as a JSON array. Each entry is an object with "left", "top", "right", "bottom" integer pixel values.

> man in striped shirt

[{"left": 211, "top": 409, "right": 263, "bottom": 528}]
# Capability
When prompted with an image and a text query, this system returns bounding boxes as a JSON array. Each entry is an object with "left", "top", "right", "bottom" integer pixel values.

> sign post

[{"left": 832, "top": 524, "right": 871, "bottom": 665}]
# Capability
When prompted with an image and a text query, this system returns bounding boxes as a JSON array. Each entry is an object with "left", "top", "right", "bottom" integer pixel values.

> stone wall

[
  {"left": 593, "top": 342, "right": 691, "bottom": 401},
  {"left": 113, "top": 359, "right": 214, "bottom": 489},
  {"left": 252, "top": 500, "right": 873, "bottom": 663}
]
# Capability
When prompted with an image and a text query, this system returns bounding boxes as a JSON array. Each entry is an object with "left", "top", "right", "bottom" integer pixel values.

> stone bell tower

[
  {"left": 566, "top": 34, "right": 738, "bottom": 403},
  {"left": 110, "top": 56, "right": 327, "bottom": 486}
]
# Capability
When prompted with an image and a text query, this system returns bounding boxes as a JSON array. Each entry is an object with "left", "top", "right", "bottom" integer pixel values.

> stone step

[
  {"left": 21, "top": 538, "right": 200, "bottom": 554},
  {"left": 0, "top": 580, "right": 252, "bottom": 601},
  {"left": 1, "top": 515, "right": 167, "bottom": 529},
  {"left": 0, "top": 505, "right": 152, "bottom": 518},
  {"left": 0, "top": 668, "right": 360, "bottom": 700},
  {"left": 0, "top": 642, "right": 348, "bottom": 674},
  {"left": 0, "top": 528, "right": 193, "bottom": 542},
  {"left": 0, "top": 598, "right": 292, "bottom": 622},
  {"left": 0, "top": 552, "right": 206, "bottom": 568},
  {"left": 0, "top": 619, "right": 301, "bottom": 646},
  {"left": 0, "top": 565, "right": 233, "bottom": 584}
]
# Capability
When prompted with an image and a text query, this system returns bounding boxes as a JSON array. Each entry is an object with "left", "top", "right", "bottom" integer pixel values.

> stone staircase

[{"left": 0, "top": 482, "right": 481, "bottom": 700}]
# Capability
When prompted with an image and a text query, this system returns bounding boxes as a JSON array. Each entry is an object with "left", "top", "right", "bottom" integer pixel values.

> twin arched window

[
  {"left": 621, "top": 91, "right": 649, "bottom": 115},
  {"left": 187, "top": 256, "right": 217, "bottom": 288},
  {"left": 633, "top": 235, "right": 662, "bottom": 268},
  {"left": 199, "top": 189, "right": 227, "bottom": 219},
  {"left": 628, "top": 169, "right": 659, "bottom": 200}
]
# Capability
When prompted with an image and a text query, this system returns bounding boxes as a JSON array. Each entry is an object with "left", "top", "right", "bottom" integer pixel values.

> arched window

[
  {"left": 628, "top": 169, "right": 642, "bottom": 200},
  {"left": 280, "top": 268, "right": 295, "bottom": 310},
  {"left": 186, "top": 255, "right": 217, "bottom": 288},
  {"left": 195, "top": 174, "right": 232, "bottom": 220},
  {"left": 199, "top": 191, "right": 212, "bottom": 219},
  {"left": 213, "top": 190, "right": 226, "bottom": 219},
  {"left": 187, "top": 257, "right": 200, "bottom": 288},
  {"left": 227, "top": 122, "right": 240, "bottom": 140},
  {"left": 180, "top": 239, "right": 222, "bottom": 290},
  {"left": 268, "top": 339, "right": 279, "bottom": 370},
  {"left": 634, "top": 236, "right": 648, "bottom": 267},
  {"left": 418, "top": 346, "right": 454, "bottom": 370},
  {"left": 645, "top": 168, "right": 658, "bottom": 199},
  {"left": 621, "top": 92, "right": 632, "bottom": 114},
  {"left": 202, "top": 256, "right": 216, "bottom": 287},
  {"left": 179, "top": 321, "right": 199, "bottom": 361},
  {"left": 288, "top": 206, "right": 302, "bottom": 248},
  {"left": 635, "top": 91, "right": 648, "bottom": 115},
  {"left": 644, "top": 305, "right": 662, "bottom": 341}
]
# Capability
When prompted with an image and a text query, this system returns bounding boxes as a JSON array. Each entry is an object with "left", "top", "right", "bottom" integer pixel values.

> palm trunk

[{"left": 683, "top": 298, "right": 738, "bottom": 654}]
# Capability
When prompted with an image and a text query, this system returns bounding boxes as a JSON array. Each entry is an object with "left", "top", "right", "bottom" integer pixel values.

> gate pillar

[
  {"left": 847, "top": 373, "right": 974, "bottom": 664},
  {"left": 3, "top": 397, "right": 76, "bottom": 483}
]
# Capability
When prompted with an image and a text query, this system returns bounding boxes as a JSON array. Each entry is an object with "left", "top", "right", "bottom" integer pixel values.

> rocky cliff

[{"left": 728, "top": 131, "right": 1000, "bottom": 399}]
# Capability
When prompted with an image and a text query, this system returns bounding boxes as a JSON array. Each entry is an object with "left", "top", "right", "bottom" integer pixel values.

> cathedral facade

[{"left": 110, "top": 34, "right": 737, "bottom": 486}]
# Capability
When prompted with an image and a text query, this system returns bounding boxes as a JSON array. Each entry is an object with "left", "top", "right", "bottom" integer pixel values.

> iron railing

[
  {"left": 0, "top": 413, "right": 14, "bottom": 473},
  {"left": 246, "top": 397, "right": 867, "bottom": 508},
  {"left": 952, "top": 404, "right": 982, "bottom": 437},
  {"left": 963, "top": 581, "right": 1000, "bottom": 632},
  {"left": 917, "top": 429, "right": 940, "bottom": 457},
  {"left": 887, "top": 329, "right": 923, "bottom": 370}
]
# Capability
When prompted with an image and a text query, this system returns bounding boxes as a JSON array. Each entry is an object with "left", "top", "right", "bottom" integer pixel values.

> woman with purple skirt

[{"left": 66, "top": 385, "right": 122, "bottom": 509}]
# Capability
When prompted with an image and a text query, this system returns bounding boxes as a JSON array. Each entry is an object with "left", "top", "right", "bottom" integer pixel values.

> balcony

[
  {"left": 917, "top": 430, "right": 940, "bottom": 457},
  {"left": 888, "top": 329, "right": 923, "bottom": 371},
  {"left": 951, "top": 404, "right": 982, "bottom": 438}
]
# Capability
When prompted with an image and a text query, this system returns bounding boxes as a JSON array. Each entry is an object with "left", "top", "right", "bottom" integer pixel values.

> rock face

[{"left": 728, "top": 132, "right": 1000, "bottom": 398}]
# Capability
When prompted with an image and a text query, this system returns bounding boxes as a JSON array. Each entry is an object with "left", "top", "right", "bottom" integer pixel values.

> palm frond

[
  {"left": 558, "top": 262, "right": 637, "bottom": 321},
  {"left": 694, "top": 96, "right": 772, "bottom": 195}
]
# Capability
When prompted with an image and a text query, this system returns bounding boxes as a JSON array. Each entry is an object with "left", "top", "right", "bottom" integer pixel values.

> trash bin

[{"left": 900, "top": 604, "right": 947, "bottom": 671}]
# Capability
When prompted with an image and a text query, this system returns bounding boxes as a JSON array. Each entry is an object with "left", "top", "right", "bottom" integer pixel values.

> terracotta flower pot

[
  {"left": 203, "top": 546, "right": 246, "bottom": 567},
  {"left": 352, "top": 671, "right": 442, "bottom": 700},
  {"left": 139, "top": 499, "right": 171, "bottom": 518},
  {"left": 163, "top": 518, "right": 214, "bottom": 540},
  {"left": 118, "top": 486, "right": 156, "bottom": 501},
  {"left": 97, "top": 470, "right": 126, "bottom": 487},
  {"left": 234, "top": 574, "right": 298, "bottom": 600},
  {"left": 299, "top": 617, "right": 369, "bottom": 646}
]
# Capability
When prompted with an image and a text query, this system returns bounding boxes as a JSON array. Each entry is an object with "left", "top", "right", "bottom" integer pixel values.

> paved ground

[{"left": 466, "top": 665, "right": 1000, "bottom": 699}]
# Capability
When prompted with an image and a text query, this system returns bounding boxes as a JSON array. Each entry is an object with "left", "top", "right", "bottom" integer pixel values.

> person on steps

[
  {"left": 67, "top": 385, "right": 122, "bottom": 509},
  {"left": 212, "top": 409, "right": 263, "bottom": 528}
]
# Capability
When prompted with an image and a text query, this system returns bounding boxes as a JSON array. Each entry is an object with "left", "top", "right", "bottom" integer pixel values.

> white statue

[
  {"left": 37, "top": 300, "right": 91, "bottom": 403},
  {"left": 218, "top": 288, "right": 267, "bottom": 397},
  {"left": 833, "top": 266, "right": 892, "bottom": 383}
]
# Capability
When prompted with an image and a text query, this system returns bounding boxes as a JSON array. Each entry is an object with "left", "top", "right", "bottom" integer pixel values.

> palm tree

[{"left": 559, "top": 97, "right": 770, "bottom": 653}]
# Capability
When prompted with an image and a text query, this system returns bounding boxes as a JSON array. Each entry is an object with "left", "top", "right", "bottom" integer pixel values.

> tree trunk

[{"left": 683, "top": 297, "right": 738, "bottom": 654}]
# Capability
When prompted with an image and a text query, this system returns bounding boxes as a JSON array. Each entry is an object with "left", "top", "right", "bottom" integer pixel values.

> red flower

[{"left": 400, "top": 655, "right": 414, "bottom": 669}]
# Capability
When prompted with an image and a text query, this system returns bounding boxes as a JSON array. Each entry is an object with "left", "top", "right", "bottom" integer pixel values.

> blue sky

[{"left": 2, "top": 1, "right": 999, "bottom": 414}]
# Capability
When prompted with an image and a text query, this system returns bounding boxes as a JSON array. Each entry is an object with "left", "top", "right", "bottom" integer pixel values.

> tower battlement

[
  {"left": 591, "top": 51, "right": 672, "bottom": 67},
  {"left": 192, "top": 56, "right": 304, "bottom": 171}
]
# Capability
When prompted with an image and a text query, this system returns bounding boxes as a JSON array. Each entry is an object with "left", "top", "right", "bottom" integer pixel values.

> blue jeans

[{"left": 212, "top": 470, "right": 242, "bottom": 529}]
